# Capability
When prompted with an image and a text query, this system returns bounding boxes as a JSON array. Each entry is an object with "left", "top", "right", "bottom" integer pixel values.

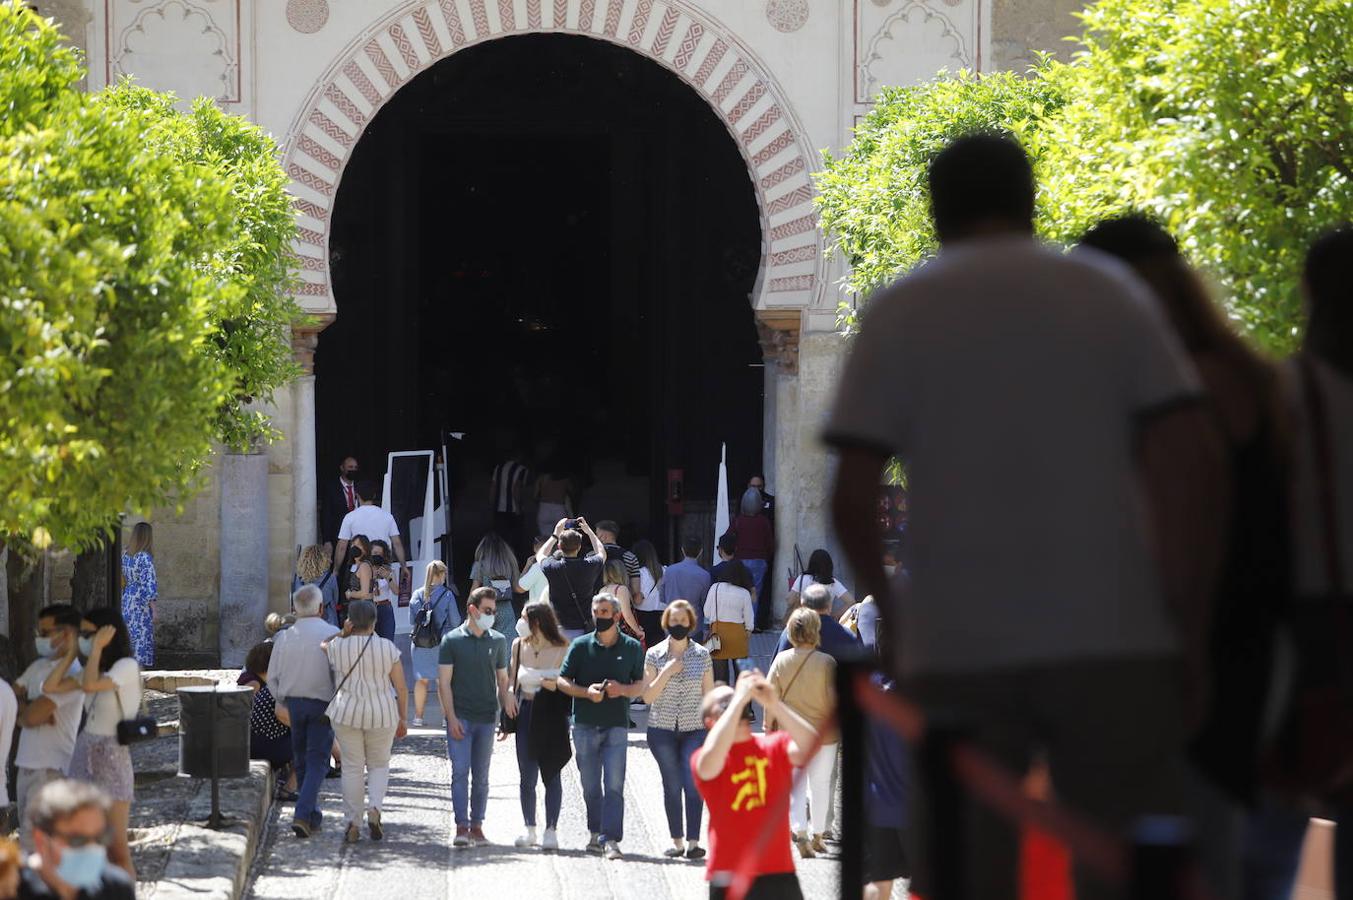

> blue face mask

[
  {"left": 56, "top": 844, "right": 107, "bottom": 890},
  {"left": 475, "top": 611, "right": 496, "bottom": 632},
  {"left": 34, "top": 636, "right": 57, "bottom": 658},
  {"left": 78, "top": 636, "right": 94, "bottom": 657}
]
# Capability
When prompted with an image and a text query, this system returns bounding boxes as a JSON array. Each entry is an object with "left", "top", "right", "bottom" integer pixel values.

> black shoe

[
  {"left": 326, "top": 765, "right": 342, "bottom": 779},
  {"left": 685, "top": 846, "right": 706, "bottom": 860},
  {"left": 276, "top": 788, "right": 299, "bottom": 803}
]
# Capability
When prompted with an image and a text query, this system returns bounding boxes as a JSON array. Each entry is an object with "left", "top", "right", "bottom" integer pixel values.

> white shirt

[
  {"left": 636, "top": 566, "right": 665, "bottom": 611},
  {"left": 519, "top": 561, "right": 550, "bottom": 605},
  {"left": 337, "top": 504, "right": 400, "bottom": 546},
  {"left": 0, "top": 681, "right": 15, "bottom": 804},
  {"left": 82, "top": 658, "right": 143, "bottom": 737},
  {"left": 790, "top": 575, "right": 849, "bottom": 600},
  {"left": 15, "top": 657, "right": 84, "bottom": 771},
  {"left": 703, "top": 583, "right": 755, "bottom": 630},
  {"left": 825, "top": 238, "right": 1201, "bottom": 674},
  {"left": 1288, "top": 357, "right": 1353, "bottom": 595}
]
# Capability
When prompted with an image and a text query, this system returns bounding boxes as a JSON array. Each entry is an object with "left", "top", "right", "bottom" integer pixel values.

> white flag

[{"left": 715, "top": 442, "right": 730, "bottom": 544}]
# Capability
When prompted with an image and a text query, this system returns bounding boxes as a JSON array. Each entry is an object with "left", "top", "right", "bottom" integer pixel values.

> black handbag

[{"left": 113, "top": 686, "right": 157, "bottom": 746}]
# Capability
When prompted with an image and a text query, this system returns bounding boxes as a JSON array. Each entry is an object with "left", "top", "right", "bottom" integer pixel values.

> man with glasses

[
  {"left": 13, "top": 606, "right": 84, "bottom": 849},
  {"left": 19, "top": 779, "right": 134, "bottom": 899}
]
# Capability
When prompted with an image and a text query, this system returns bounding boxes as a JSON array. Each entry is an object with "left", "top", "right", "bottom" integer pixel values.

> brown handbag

[{"left": 705, "top": 585, "right": 749, "bottom": 661}]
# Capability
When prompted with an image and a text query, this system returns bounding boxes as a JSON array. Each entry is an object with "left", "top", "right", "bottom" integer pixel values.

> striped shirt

[
  {"left": 324, "top": 634, "right": 401, "bottom": 730},
  {"left": 492, "top": 460, "right": 529, "bottom": 513},
  {"left": 644, "top": 638, "right": 712, "bottom": 733}
]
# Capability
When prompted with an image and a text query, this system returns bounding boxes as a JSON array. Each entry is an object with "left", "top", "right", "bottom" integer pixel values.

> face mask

[
  {"left": 56, "top": 844, "right": 108, "bottom": 890},
  {"left": 515, "top": 618, "right": 531, "bottom": 640},
  {"left": 371, "top": 556, "right": 386, "bottom": 567},
  {"left": 78, "top": 637, "right": 94, "bottom": 657},
  {"left": 883, "top": 564, "right": 897, "bottom": 578},
  {"left": 343, "top": 470, "right": 358, "bottom": 481},
  {"left": 666, "top": 624, "right": 691, "bottom": 641},
  {"left": 34, "top": 636, "right": 57, "bottom": 658},
  {"left": 593, "top": 616, "right": 615, "bottom": 633},
  {"left": 475, "top": 612, "right": 496, "bottom": 631}
]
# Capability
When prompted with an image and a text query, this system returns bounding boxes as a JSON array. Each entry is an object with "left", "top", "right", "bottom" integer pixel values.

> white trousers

[
  {"left": 333, "top": 723, "right": 397, "bottom": 825},
  {"left": 789, "top": 741, "right": 838, "bottom": 835}
]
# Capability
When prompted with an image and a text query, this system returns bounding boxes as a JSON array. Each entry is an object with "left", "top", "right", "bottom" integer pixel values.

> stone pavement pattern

[{"left": 244, "top": 634, "right": 886, "bottom": 900}]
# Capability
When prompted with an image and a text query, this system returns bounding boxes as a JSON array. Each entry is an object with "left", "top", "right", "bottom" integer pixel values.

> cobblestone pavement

[{"left": 245, "top": 635, "right": 861, "bottom": 900}]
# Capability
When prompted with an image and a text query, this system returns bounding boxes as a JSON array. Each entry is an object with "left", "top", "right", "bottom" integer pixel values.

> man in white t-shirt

[
  {"left": 332, "top": 480, "right": 407, "bottom": 577},
  {"left": 826, "top": 135, "right": 1228, "bottom": 900},
  {"left": 13, "top": 605, "right": 85, "bottom": 849}
]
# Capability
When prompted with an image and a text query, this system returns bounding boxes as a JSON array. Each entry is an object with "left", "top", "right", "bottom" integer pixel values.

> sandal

[{"left": 276, "top": 788, "right": 299, "bottom": 802}]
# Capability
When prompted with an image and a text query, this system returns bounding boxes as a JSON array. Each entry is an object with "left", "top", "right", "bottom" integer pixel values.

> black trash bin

[{"left": 178, "top": 685, "right": 252, "bottom": 779}]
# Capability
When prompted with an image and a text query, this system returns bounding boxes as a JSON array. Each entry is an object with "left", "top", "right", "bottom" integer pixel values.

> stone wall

[{"left": 990, "top": 0, "right": 1088, "bottom": 71}]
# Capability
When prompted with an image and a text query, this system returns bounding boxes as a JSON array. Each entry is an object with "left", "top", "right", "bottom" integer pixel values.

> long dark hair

[
  {"left": 524, "top": 601, "right": 568, "bottom": 648},
  {"left": 84, "top": 607, "right": 133, "bottom": 673},
  {"left": 805, "top": 549, "right": 835, "bottom": 585},
  {"left": 632, "top": 539, "right": 663, "bottom": 587},
  {"left": 714, "top": 559, "right": 754, "bottom": 592}
]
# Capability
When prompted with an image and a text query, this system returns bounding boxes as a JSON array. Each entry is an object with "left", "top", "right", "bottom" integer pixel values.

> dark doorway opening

[{"left": 318, "top": 33, "right": 764, "bottom": 576}]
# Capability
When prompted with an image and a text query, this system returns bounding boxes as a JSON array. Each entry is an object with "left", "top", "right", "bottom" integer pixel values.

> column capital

[
  {"left": 755, "top": 309, "right": 802, "bottom": 375},
  {"left": 291, "top": 313, "right": 335, "bottom": 375}
]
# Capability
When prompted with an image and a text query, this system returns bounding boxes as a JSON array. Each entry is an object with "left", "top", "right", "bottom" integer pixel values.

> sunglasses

[{"left": 52, "top": 831, "right": 107, "bottom": 848}]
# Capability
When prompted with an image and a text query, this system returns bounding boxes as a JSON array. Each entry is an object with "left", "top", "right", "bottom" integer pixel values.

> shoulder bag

[
  {"left": 112, "top": 677, "right": 157, "bottom": 746},
  {"left": 1267, "top": 358, "right": 1353, "bottom": 803},
  {"left": 319, "top": 635, "right": 373, "bottom": 727},
  {"left": 704, "top": 585, "right": 749, "bottom": 661}
]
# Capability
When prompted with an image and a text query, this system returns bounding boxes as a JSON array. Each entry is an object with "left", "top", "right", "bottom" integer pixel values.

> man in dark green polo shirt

[
  {"left": 557, "top": 593, "right": 646, "bottom": 860},
  {"left": 438, "top": 586, "right": 515, "bottom": 847}
]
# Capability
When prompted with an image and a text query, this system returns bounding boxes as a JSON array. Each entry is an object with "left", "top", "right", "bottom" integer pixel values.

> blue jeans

[
  {"left": 743, "top": 559, "right": 768, "bottom": 618},
  {"left": 647, "top": 727, "right": 706, "bottom": 840},
  {"left": 375, "top": 602, "right": 395, "bottom": 641},
  {"left": 447, "top": 720, "right": 495, "bottom": 826},
  {"left": 573, "top": 723, "right": 628, "bottom": 842},
  {"left": 285, "top": 698, "right": 335, "bottom": 828},
  {"left": 515, "top": 698, "right": 562, "bottom": 828}
]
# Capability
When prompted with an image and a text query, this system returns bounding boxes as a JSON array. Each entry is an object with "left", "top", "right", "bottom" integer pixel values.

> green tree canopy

[
  {"left": 816, "top": 0, "right": 1353, "bottom": 350},
  {"left": 0, "top": 2, "right": 300, "bottom": 551}
]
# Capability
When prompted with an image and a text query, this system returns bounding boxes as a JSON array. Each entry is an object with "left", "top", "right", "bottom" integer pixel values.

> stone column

[
  {"left": 756, "top": 310, "right": 802, "bottom": 625},
  {"left": 290, "top": 323, "right": 326, "bottom": 550},
  {"left": 219, "top": 451, "right": 269, "bottom": 667}
]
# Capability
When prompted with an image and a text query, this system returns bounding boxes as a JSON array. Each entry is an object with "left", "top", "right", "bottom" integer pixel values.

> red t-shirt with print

[{"left": 692, "top": 730, "right": 796, "bottom": 880}]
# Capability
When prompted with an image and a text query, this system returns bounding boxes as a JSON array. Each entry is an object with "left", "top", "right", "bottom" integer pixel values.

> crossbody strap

[
  {"left": 780, "top": 650, "right": 816, "bottom": 705},
  {"left": 333, "top": 635, "right": 374, "bottom": 697}
]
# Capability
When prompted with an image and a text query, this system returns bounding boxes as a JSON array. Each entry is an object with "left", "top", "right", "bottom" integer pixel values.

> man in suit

[{"left": 320, "top": 456, "right": 360, "bottom": 548}]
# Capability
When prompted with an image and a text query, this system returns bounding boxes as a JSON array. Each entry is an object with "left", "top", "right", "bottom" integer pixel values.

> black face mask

[
  {"left": 343, "top": 470, "right": 359, "bottom": 481},
  {"left": 593, "top": 616, "right": 615, "bottom": 633},
  {"left": 667, "top": 623, "right": 691, "bottom": 641},
  {"left": 371, "top": 556, "right": 386, "bottom": 567},
  {"left": 741, "top": 702, "right": 757, "bottom": 722}
]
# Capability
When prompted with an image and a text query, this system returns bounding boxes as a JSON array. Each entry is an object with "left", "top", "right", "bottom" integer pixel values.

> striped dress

[{"left": 324, "top": 634, "right": 401, "bottom": 730}]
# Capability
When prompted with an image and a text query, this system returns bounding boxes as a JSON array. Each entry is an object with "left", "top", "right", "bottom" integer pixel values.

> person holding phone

[{"left": 537, "top": 517, "right": 607, "bottom": 640}]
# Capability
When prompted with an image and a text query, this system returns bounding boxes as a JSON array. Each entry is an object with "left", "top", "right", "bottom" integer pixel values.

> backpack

[{"left": 412, "top": 585, "right": 451, "bottom": 649}]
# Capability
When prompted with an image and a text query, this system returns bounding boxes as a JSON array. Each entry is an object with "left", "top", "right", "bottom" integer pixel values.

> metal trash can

[{"left": 177, "top": 685, "right": 252, "bottom": 779}]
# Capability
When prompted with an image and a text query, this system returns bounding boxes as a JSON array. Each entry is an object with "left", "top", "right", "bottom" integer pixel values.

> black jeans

[{"left": 709, "top": 873, "right": 803, "bottom": 900}]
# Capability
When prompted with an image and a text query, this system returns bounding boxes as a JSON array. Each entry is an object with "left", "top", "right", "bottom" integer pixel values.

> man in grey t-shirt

[{"left": 826, "top": 135, "right": 1228, "bottom": 900}]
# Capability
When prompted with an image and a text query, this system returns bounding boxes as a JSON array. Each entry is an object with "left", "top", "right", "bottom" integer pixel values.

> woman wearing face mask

[
  {"left": 367, "top": 540, "right": 399, "bottom": 641},
  {"left": 641, "top": 599, "right": 714, "bottom": 859},
  {"left": 508, "top": 602, "right": 569, "bottom": 850},
  {"left": 43, "top": 608, "right": 141, "bottom": 880},
  {"left": 340, "top": 535, "right": 373, "bottom": 626}
]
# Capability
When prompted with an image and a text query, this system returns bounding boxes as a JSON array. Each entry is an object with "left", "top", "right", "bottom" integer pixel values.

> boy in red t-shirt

[{"left": 692, "top": 670, "right": 819, "bottom": 900}]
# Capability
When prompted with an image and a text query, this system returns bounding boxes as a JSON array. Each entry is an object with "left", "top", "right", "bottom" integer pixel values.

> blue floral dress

[{"left": 121, "top": 550, "right": 157, "bottom": 666}]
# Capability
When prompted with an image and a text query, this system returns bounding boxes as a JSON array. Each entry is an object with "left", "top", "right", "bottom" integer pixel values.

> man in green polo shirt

[
  {"left": 438, "top": 586, "right": 515, "bottom": 848},
  {"left": 557, "top": 593, "right": 646, "bottom": 860}
]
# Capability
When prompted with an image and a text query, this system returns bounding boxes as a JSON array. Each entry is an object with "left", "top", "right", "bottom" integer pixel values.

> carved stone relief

[{"left": 107, "top": 0, "right": 240, "bottom": 103}]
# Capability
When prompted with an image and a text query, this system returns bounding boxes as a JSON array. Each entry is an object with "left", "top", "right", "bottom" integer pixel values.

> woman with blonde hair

[
  {"left": 641, "top": 599, "right": 713, "bottom": 858},
  {"left": 602, "top": 557, "right": 644, "bottom": 644},
  {"left": 294, "top": 544, "right": 339, "bottom": 625},
  {"left": 767, "top": 606, "right": 838, "bottom": 859},
  {"left": 120, "top": 521, "right": 157, "bottom": 666},
  {"left": 470, "top": 532, "right": 522, "bottom": 635},
  {"left": 408, "top": 560, "right": 459, "bottom": 727}
]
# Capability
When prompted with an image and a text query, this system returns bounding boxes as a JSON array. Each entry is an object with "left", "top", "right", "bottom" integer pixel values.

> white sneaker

[
  {"left": 541, "top": 829, "right": 559, "bottom": 851},
  {"left": 410, "top": 717, "right": 425, "bottom": 727},
  {"left": 603, "top": 840, "right": 623, "bottom": 860},
  {"left": 514, "top": 828, "right": 537, "bottom": 848}
]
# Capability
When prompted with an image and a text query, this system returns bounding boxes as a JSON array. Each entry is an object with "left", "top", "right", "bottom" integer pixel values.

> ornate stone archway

[{"left": 281, "top": 0, "right": 825, "bottom": 317}]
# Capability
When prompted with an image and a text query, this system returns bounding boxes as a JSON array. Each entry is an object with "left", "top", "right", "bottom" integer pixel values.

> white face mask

[
  {"left": 475, "top": 611, "right": 496, "bottom": 631},
  {"left": 515, "top": 617, "right": 531, "bottom": 640},
  {"left": 883, "top": 564, "right": 897, "bottom": 578}
]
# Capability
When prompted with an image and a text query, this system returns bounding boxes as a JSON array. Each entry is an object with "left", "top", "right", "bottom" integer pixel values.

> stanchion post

[
  {"left": 919, "top": 714, "right": 967, "bottom": 900},
  {"left": 837, "top": 664, "right": 867, "bottom": 900},
  {"left": 208, "top": 684, "right": 221, "bottom": 829},
  {"left": 1130, "top": 816, "right": 1194, "bottom": 900}
]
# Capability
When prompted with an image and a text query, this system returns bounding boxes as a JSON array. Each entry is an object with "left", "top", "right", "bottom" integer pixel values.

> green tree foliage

[
  {"left": 816, "top": 0, "right": 1353, "bottom": 350},
  {"left": 0, "top": 2, "right": 300, "bottom": 551},
  {"left": 103, "top": 84, "right": 301, "bottom": 450}
]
